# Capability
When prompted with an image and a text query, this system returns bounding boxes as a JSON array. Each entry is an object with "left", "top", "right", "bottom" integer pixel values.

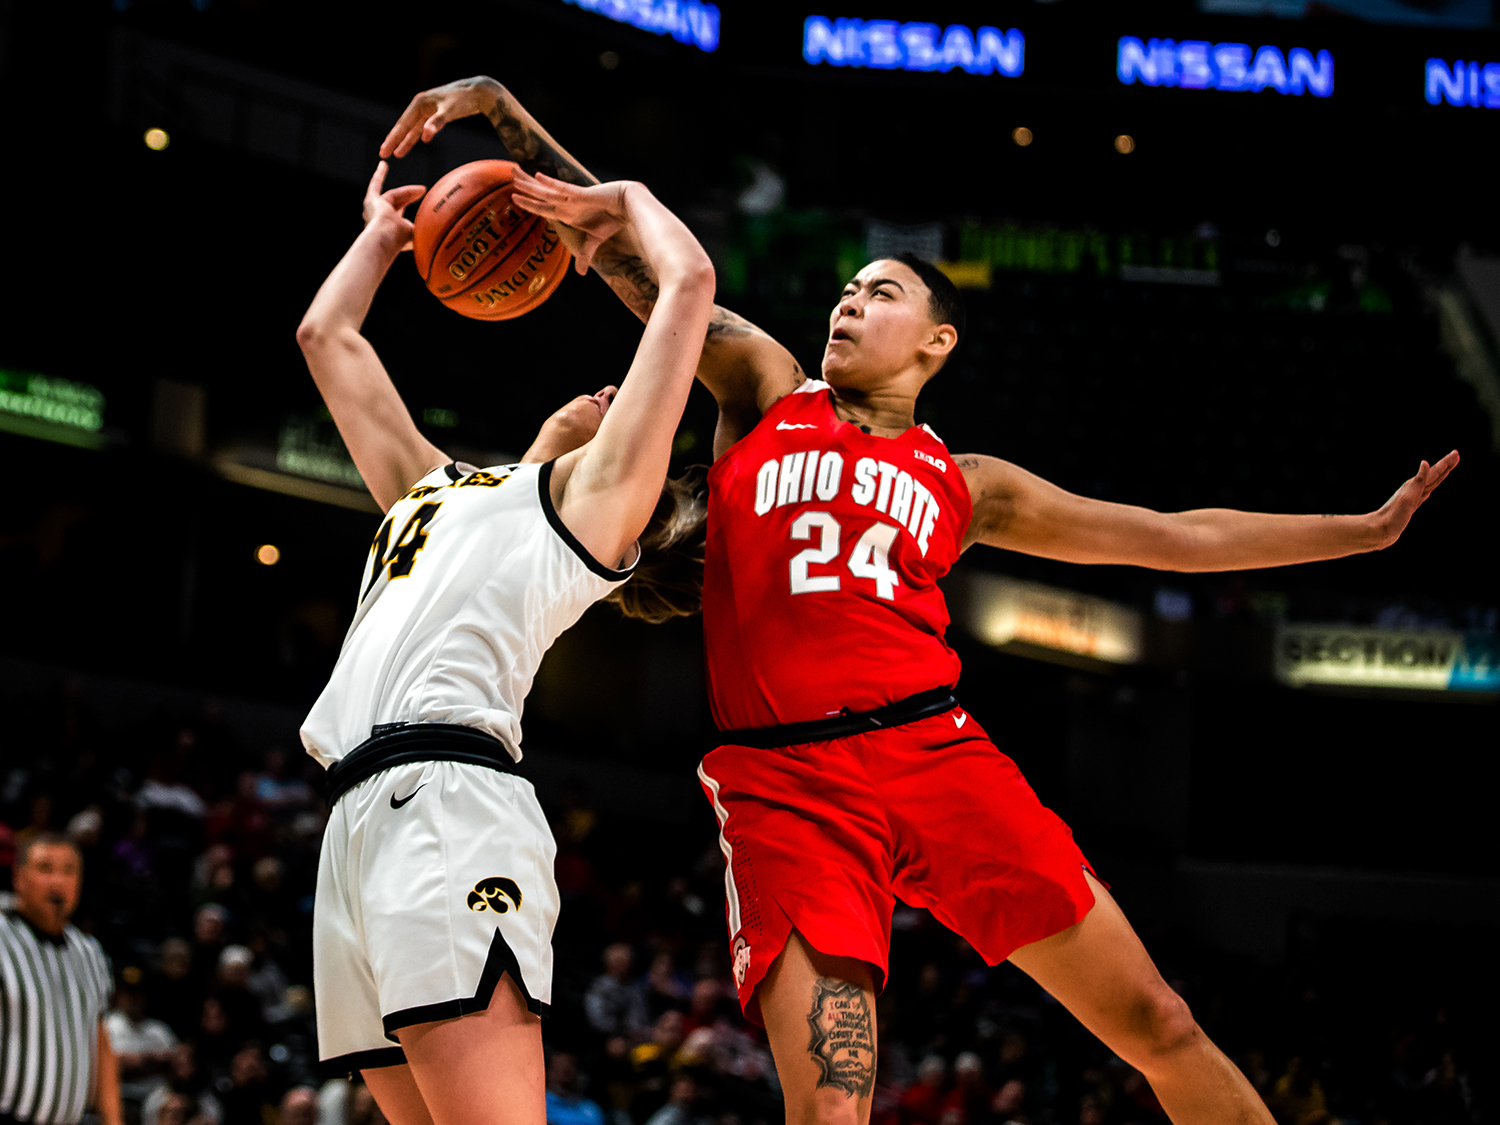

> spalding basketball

[{"left": 412, "top": 160, "right": 572, "bottom": 321}]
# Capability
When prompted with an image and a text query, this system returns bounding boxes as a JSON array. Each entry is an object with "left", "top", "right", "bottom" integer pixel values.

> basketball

[{"left": 411, "top": 159, "right": 572, "bottom": 321}]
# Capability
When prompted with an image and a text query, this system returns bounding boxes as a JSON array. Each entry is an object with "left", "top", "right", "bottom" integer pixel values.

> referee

[{"left": 1, "top": 832, "right": 121, "bottom": 1125}]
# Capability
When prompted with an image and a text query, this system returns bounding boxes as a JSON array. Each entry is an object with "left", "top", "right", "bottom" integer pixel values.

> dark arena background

[{"left": 2, "top": 1, "right": 1498, "bottom": 1124}]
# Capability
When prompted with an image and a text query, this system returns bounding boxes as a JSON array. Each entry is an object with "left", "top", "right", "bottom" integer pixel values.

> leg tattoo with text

[{"left": 805, "top": 978, "right": 876, "bottom": 1098}]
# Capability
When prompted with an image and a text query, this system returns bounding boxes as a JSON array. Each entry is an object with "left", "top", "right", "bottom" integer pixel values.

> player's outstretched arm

[
  {"left": 510, "top": 174, "right": 714, "bottom": 567},
  {"left": 296, "top": 163, "right": 447, "bottom": 512},
  {"left": 959, "top": 450, "right": 1459, "bottom": 570},
  {"left": 382, "top": 77, "right": 804, "bottom": 451}
]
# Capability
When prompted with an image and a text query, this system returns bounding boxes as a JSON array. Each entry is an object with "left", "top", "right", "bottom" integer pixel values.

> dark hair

[
  {"left": 14, "top": 831, "right": 82, "bottom": 870},
  {"left": 891, "top": 251, "right": 966, "bottom": 343},
  {"left": 606, "top": 467, "right": 709, "bottom": 624}
]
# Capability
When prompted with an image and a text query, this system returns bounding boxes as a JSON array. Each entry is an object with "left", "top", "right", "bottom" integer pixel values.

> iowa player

[
  {"left": 296, "top": 162, "right": 713, "bottom": 1125},
  {"left": 384, "top": 79, "right": 1459, "bottom": 1125}
]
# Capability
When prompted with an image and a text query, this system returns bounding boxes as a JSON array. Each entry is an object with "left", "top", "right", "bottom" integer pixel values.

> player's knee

[{"left": 1127, "top": 983, "right": 1200, "bottom": 1064}]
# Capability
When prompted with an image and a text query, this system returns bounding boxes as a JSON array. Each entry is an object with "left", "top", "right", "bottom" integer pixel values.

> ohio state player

[{"left": 383, "top": 78, "right": 1459, "bottom": 1125}]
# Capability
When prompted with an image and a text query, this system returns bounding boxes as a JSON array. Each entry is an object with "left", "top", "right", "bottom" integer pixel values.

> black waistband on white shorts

[
  {"left": 323, "top": 723, "right": 521, "bottom": 807},
  {"left": 715, "top": 686, "right": 959, "bottom": 750}
]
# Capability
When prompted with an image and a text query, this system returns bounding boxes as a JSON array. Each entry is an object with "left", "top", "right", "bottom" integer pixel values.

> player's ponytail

[{"left": 606, "top": 466, "right": 708, "bottom": 624}]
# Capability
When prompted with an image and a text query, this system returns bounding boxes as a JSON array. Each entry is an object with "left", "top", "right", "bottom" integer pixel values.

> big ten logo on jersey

[
  {"left": 753, "top": 450, "right": 944, "bottom": 555},
  {"left": 456, "top": 470, "right": 510, "bottom": 488}
]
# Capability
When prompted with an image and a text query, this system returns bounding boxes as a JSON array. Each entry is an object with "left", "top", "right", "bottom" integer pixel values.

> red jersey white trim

[{"left": 702, "top": 381, "right": 972, "bottom": 731}]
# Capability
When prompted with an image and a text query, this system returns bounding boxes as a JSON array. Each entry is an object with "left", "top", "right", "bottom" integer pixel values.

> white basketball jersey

[{"left": 300, "top": 460, "right": 634, "bottom": 768}]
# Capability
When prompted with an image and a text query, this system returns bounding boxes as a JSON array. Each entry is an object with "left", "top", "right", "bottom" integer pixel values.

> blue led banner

[
  {"left": 803, "top": 17, "right": 1023, "bottom": 75},
  {"left": 1117, "top": 36, "right": 1334, "bottom": 95},
  {"left": 561, "top": 0, "right": 720, "bottom": 52},
  {"left": 1425, "top": 58, "right": 1500, "bottom": 106}
]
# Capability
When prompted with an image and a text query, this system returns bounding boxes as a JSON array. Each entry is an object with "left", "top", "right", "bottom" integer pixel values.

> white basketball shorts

[{"left": 313, "top": 759, "right": 559, "bottom": 1071}]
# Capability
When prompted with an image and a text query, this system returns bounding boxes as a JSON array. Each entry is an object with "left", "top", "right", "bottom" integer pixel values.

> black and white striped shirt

[{"left": 0, "top": 912, "right": 112, "bottom": 1125}]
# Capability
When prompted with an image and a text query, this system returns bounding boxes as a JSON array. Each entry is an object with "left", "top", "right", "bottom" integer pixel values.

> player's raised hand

[
  {"left": 380, "top": 76, "right": 500, "bottom": 160},
  {"left": 1371, "top": 449, "right": 1460, "bottom": 548},
  {"left": 510, "top": 171, "right": 629, "bottom": 274},
  {"left": 361, "top": 162, "right": 427, "bottom": 251}
]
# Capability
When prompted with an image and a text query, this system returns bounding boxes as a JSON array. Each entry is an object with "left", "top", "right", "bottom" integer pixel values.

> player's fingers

[
  {"left": 380, "top": 98, "right": 430, "bottom": 158},
  {"left": 1424, "top": 452, "right": 1458, "bottom": 496},
  {"left": 510, "top": 192, "right": 555, "bottom": 217},
  {"left": 421, "top": 111, "right": 450, "bottom": 143},
  {"left": 387, "top": 184, "right": 428, "bottom": 212},
  {"left": 368, "top": 161, "right": 390, "bottom": 196}
]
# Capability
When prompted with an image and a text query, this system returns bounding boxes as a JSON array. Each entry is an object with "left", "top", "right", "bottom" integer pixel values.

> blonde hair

[{"left": 607, "top": 467, "right": 708, "bottom": 623}]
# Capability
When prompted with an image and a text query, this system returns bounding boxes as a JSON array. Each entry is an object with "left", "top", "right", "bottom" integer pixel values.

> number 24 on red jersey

[{"left": 751, "top": 449, "right": 945, "bottom": 601}]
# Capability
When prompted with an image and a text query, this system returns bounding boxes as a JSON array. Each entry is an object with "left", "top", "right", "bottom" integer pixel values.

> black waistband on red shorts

[
  {"left": 716, "top": 686, "right": 959, "bottom": 750},
  {"left": 323, "top": 722, "right": 521, "bottom": 807}
]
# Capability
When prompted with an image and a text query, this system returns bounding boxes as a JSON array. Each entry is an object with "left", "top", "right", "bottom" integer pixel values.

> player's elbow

[
  {"left": 662, "top": 254, "right": 715, "bottom": 298},
  {"left": 295, "top": 317, "right": 329, "bottom": 355},
  {"left": 1152, "top": 517, "right": 1216, "bottom": 572},
  {"left": 297, "top": 319, "right": 360, "bottom": 361}
]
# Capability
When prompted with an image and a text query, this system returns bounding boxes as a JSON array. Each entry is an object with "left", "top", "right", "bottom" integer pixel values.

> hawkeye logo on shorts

[{"left": 468, "top": 877, "right": 523, "bottom": 914}]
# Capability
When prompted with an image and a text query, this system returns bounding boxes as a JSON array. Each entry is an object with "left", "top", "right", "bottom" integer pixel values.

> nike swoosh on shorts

[{"left": 390, "top": 783, "right": 426, "bottom": 809}]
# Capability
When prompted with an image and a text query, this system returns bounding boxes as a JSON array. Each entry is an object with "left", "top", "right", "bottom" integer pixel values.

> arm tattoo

[
  {"left": 706, "top": 306, "right": 761, "bottom": 341},
  {"left": 805, "top": 978, "right": 875, "bottom": 1099},
  {"left": 592, "top": 249, "right": 660, "bottom": 321},
  {"left": 954, "top": 454, "right": 982, "bottom": 471},
  {"left": 485, "top": 98, "right": 598, "bottom": 186}
]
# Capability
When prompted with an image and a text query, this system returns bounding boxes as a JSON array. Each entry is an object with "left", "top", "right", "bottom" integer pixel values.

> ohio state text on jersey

[{"left": 703, "top": 381, "right": 973, "bottom": 731}]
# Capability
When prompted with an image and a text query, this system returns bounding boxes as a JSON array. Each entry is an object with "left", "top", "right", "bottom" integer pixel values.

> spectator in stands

[
  {"left": 152, "top": 1091, "right": 215, "bottom": 1125},
  {"left": 244, "top": 926, "right": 291, "bottom": 1021},
  {"left": 642, "top": 952, "right": 691, "bottom": 1020},
  {"left": 251, "top": 750, "right": 313, "bottom": 812},
  {"left": 630, "top": 1010, "right": 687, "bottom": 1121},
  {"left": 141, "top": 1044, "right": 222, "bottom": 1125},
  {"left": 150, "top": 937, "right": 204, "bottom": 1040},
  {"left": 900, "top": 1056, "right": 948, "bottom": 1125},
  {"left": 545, "top": 1052, "right": 605, "bottom": 1125},
  {"left": 279, "top": 1087, "right": 319, "bottom": 1125},
  {"left": 587, "top": 942, "right": 650, "bottom": 1040},
  {"left": 111, "top": 811, "right": 154, "bottom": 882},
  {"left": 196, "top": 996, "right": 237, "bottom": 1074},
  {"left": 643, "top": 1076, "right": 701, "bottom": 1125},
  {"left": 192, "top": 904, "right": 229, "bottom": 980},
  {"left": 137, "top": 745, "right": 208, "bottom": 821},
  {"left": 681, "top": 978, "right": 721, "bottom": 1036},
  {"left": 218, "top": 1045, "right": 273, "bottom": 1125},
  {"left": 247, "top": 856, "right": 294, "bottom": 933},
  {"left": 990, "top": 1078, "right": 1027, "bottom": 1125},
  {"left": 214, "top": 945, "right": 268, "bottom": 1043},
  {"left": 106, "top": 968, "right": 178, "bottom": 1112},
  {"left": 941, "top": 1052, "right": 991, "bottom": 1125},
  {"left": 204, "top": 774, "right": 272, "bottom": 861}
]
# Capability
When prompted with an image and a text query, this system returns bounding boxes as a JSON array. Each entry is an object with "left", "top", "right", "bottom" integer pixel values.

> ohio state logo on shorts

[{"left": 731, "top": 935, "right": 751, "bottom": 987}]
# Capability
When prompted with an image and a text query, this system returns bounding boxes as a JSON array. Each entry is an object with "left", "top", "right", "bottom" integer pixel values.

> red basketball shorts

[{"left": 696, "top": 707, "right": 1096, "bottom": 1024}]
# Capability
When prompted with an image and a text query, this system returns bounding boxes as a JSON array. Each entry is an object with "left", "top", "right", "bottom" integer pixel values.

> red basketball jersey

[{"left": 703, "top": 382, "right": 973, "bottom": 731}]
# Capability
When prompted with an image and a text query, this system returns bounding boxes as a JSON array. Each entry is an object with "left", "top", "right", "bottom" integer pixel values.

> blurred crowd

[{"left": 1, "top": 683, "right": 1488, "bottom": 1125}]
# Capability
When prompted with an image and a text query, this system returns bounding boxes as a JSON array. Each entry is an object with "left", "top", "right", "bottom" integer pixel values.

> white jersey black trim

[
  {"left": 301, "top": 458, "right": 635, "bottom": 767},
  {"left": 0, "top": 913, "right": 112, "bottom": 1125},
  {"left": 535, "top": 460, "right": 635, "bottom": 581}
]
